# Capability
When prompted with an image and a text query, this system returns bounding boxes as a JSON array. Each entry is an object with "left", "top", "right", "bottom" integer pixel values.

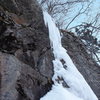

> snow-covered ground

[
  {"left": 41, "top": 84, "right": 83, "bottom": 100},
  {"left": 40, "top": 11, "right": 98, "bottom": 100}
]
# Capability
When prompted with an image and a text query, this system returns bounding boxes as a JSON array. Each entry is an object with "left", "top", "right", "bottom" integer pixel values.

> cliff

[{"left": 0, "top": 0, "right": 100, "bottom": 100}]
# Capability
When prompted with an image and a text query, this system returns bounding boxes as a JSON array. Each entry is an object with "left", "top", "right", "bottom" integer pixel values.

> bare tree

[
  {"left": 38, "top": 0, "right": 100, "bottom": 64},
  {"left": 73, "top": 13, "right": 100, "bottom": 64}
]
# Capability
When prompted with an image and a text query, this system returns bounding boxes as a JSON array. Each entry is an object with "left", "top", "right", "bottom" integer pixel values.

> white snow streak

[{"left": 40, "top": 11, "right": 98, "bottom": 100}]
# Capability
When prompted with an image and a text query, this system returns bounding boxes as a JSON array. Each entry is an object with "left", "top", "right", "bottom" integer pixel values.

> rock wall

[
  {"left": 0, "top": 0, "right": 53, "bottom": 100},
  {"left": 0, "top": 0, "right": 100, "bottom": 100}
]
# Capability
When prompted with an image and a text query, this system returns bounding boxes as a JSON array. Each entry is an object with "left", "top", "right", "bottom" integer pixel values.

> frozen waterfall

[{"left": 40, "top": 11, "right": 98, "bottom": 100}]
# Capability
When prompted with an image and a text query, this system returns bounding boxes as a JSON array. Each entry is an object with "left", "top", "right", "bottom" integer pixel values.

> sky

[
  {"left": 67, "top": 0, "right": 100, "bottom": 39},
  {"left": 68, "top": 0, "right": 100, "bottom": 26}
]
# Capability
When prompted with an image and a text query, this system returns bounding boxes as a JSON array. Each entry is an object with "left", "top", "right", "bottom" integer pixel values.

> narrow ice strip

[{"left": 41, "top": 11, "right": 98, "bottom": 100}]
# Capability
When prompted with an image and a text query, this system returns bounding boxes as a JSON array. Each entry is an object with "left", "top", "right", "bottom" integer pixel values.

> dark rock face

[
  {"left": 61, "top": 30, "right": 100, "bottom": 100},
  {"left": 0, "top": 0, "right": 53, "bottom": 100}
]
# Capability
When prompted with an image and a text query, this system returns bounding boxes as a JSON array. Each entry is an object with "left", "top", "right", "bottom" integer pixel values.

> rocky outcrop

[{"left": 0, "top": 0, "right": 100, "bottom": 100}]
